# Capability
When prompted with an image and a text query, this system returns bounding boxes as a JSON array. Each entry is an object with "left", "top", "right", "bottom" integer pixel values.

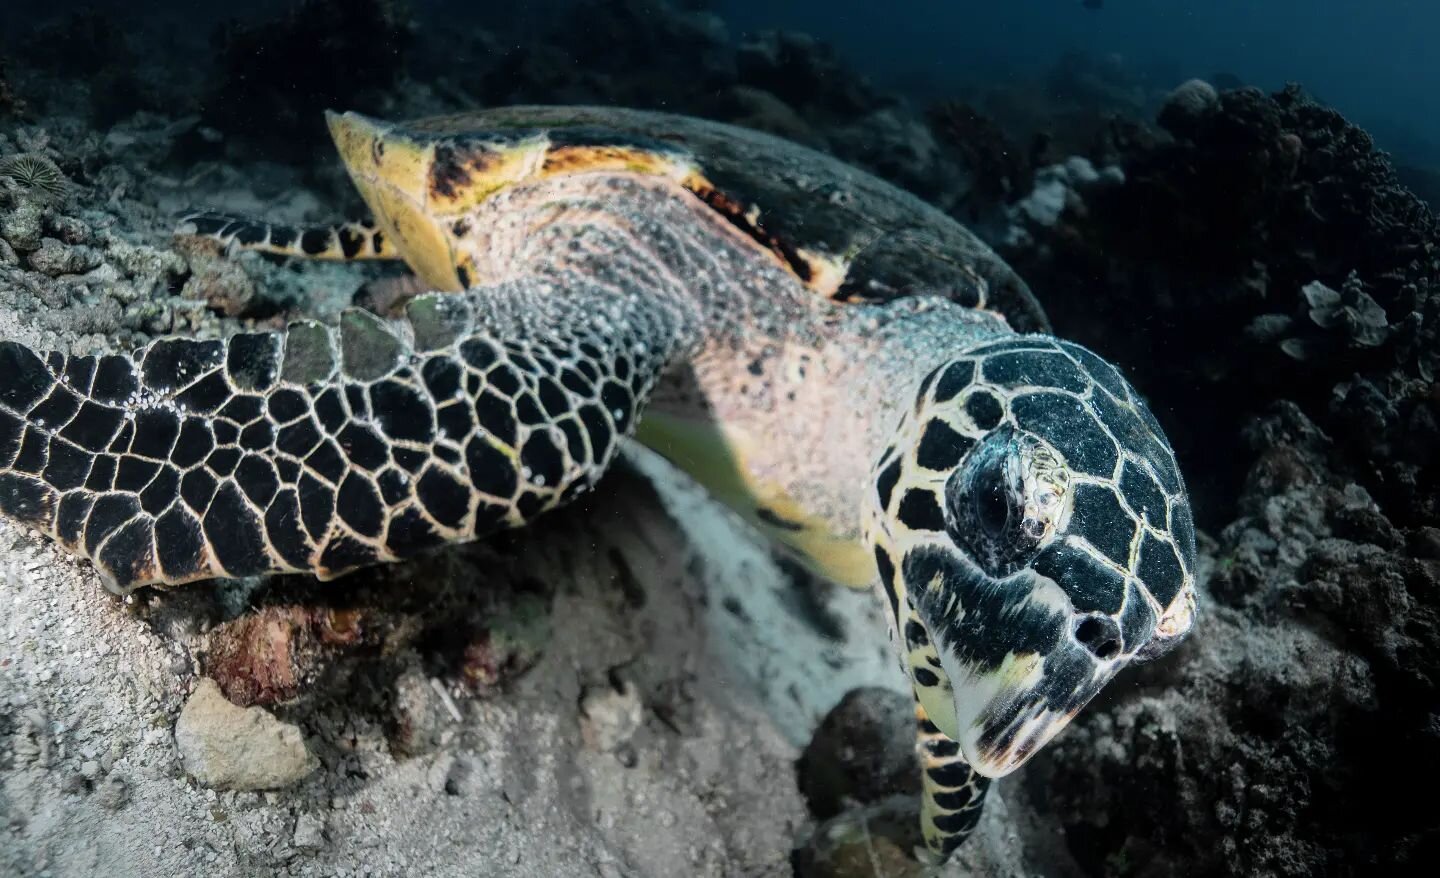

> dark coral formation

[
  {"left": 197, "top": 536, "right": 553, "bottom": 711},
  {"left": 928, "top": 101, "right": 1038, "bottom": 207},
  {"left": 734, "top": 30, "right": 885, "bottom": 122},
  {"left": 796, "top": 687, "right": 919, "bottom": 820},
  {"left": 1002, "top": 83, "right": 1440, "bottom": 874},
  {"left": 205, "top": 604, "right": 367, "bottom": 706},
  {"left": 482, "top": 0, "right": 735, "bottom": 109},
  {"left": 16, "top": 9, "right": 133, "bottom": 78}
]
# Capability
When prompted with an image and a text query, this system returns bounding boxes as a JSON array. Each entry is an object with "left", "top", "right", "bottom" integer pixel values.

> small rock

[
  {"left": 794, "top": 796, "right": 928, "bottom": 878},
  {"left": 95, "top": 774, "right": 129, "bottom": 811},
  {"left": 425, "top": 753, "right": 458, "bottom": 795},
  {"left": 79, "top": 760, "right": 100, "bottom": 779},
  {"left": 613, "top": 741, "right": 638, "bottom": 769},
  {"left": 389, "top": 668, "right": 451, "bottom": 757},
  {"left": 12, "top": 709, "right": 52, "bottom": 767},
  {"left": 293, "top": 813, "right": 326, "bottom": 850},
  {"left": 797, "top": 687, "right": 919, "bottom": 819},
  {"left": 1159, "top": 78, "right": 1221, "bottom": 137},
  {"left": 174, "top": 678, "right": 318, "bottom": 790},
  {"left": 205, "top": 605, "right": 364, "bottom": 706},
  {"left": 579, "top": 680, "right": 643, "bottom": 754},
  {"left": 43, "top": 213, "right": 92, "bottom": 245},
  {"left": 174, "top": 236, "right": 259, "bottom": 317},
  {"left": 27, "top": 236, "right": 102, "bottom": 276},
  {"left": 432, "top": 753, "right": 486, "bottom": 798},
  {"left": 61, "top": 773, "right": 88, "bottom": 795},
  {"left": 594, "top": 862, "right": 626, "bottom": 878},
  {"left": 104, "top": 237, "right": 188, "bottom": 285},
  {"left": 0, "top": 197, "right": 44, "bottom": 250}
]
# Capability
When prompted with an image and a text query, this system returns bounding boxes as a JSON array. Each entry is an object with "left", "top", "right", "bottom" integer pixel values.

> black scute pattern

[
  {"left": 906, "top": 545, "right": 1066, "bottom": 670},
  {"left": 1135, "top": 531, "right": 1186, "bottom": 608},
  {"left": 1032, "top": 538, "right": 1127, "bottom": 615},
  {"left": 932, "top": 360, "right": 975, "bottom": 403},
  {"left": 0, "top": 288, "right": 682, "bottom": 588},
  {"left": 0, "top": 342, "right": 55, "bottom": 411},
  {"left": 1069, "top": 483, "right": 1137, "bottom": 569},
  {"left": 980, "top": 350, "right": 1090, "bottom": 394},
  {"left": 61, "top": 401, "right": 124, "bottom": 452},
  {"left": 1011, "top": 392, "right": 1119, "bottom": 479},
  {"left": 155, "top": 503, "right": 206, "bottom": 581},
  {"left": 1059, "top": 340, "right": 1132, "bottom": 402}
]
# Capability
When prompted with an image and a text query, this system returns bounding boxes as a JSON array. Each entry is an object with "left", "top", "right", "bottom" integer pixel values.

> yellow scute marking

[
  {"left": 368, "top": 184, "right": 462, "bottom": 292},
  {"left": 540, "top": 145, "right": 693, "bottom": 181},
  {"left": 797, "top": 246, "right": 850, "bottom": 298}
]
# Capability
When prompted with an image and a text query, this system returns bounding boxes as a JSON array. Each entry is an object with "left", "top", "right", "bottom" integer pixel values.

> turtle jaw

[
  {"left": 905, "top": 546, "right": 1121, "bottom": 779},
  {"left": 325, "top": 110, "right": 466, "bottom": 292},
  {"left": 941, "top": 641, "right": 1114, "bottom": 779}
]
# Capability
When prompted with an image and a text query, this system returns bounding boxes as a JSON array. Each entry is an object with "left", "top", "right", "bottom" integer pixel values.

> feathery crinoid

[{"left": 0, "top": 153, "right": 68, "bottom": 198}]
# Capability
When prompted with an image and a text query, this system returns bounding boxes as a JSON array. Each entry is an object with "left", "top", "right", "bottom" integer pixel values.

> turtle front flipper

[
  {"left": 915, "top": 701, "right": 991, "bottom": 862},
  {"left": 176, "top": 210, "right": 398, "bottom": 262},
  {"left": 0, "top": 281, "right": 692, "bottom": 591}
]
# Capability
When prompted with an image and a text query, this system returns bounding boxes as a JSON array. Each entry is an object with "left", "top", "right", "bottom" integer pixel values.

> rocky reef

[
  {"left": 999, "top": 79, "right": 1440, "bottom": 876},
  {"left": 1, "top": 1, "right": 1437, "bottom": 876}
]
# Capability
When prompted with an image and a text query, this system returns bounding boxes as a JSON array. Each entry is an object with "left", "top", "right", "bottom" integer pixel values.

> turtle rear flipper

[
  {"left": 0, "top": 282, "right": 693, "bottom": 591},
  {"left": 175, "top": 210, "right": 397, "bottom": 262}
]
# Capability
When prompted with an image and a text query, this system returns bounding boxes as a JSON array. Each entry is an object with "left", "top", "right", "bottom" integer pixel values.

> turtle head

[
  {"left": 869, "top": 336, "right": 1196, "bottom": 778},
  {"left": 325, "top": 110, "right": 555, "bottom": 293},
  {"left": 325, "top": 111, "right": 468, "bottom": 291}
]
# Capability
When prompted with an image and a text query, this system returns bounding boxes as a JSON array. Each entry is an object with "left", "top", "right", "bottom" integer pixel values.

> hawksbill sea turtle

[{"left": 0, "top": 106, "right": 1197, "bottom": 861}]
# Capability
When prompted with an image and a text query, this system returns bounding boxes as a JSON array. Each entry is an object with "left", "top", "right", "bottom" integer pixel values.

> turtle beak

[
  {"left": 1135, "top": 582, "right": 1197, "bottom": 662},
  {"left": 905, "top": 546, "right": 1120, "bottom": 779},
  {"left": 942, "top": 647, "right": 1110, "bottom": 778},
  {"left": 325, "top": 110, "right": 466, "bottom": 292}
]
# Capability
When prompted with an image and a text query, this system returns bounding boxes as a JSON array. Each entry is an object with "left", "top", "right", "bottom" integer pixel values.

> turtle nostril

[{"left": 1075, "top": 616, "right": 1122, "bottom": 660}]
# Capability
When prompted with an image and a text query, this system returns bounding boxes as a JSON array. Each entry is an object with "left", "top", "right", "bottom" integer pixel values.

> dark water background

[
  {"left": 717, "top": 1, "right": 1440, "bottom": 160},
  {"left": 2, "top": 0, "right": 1437, "bottom": 167}
]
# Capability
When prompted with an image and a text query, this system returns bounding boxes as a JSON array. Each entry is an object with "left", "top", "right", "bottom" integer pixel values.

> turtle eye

[
  {"left": 972, "top": 453, "right": 1013, "bottom": 539},
  {"left": 944, "top": 427, "right": 1032, "bottom": 575}
]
